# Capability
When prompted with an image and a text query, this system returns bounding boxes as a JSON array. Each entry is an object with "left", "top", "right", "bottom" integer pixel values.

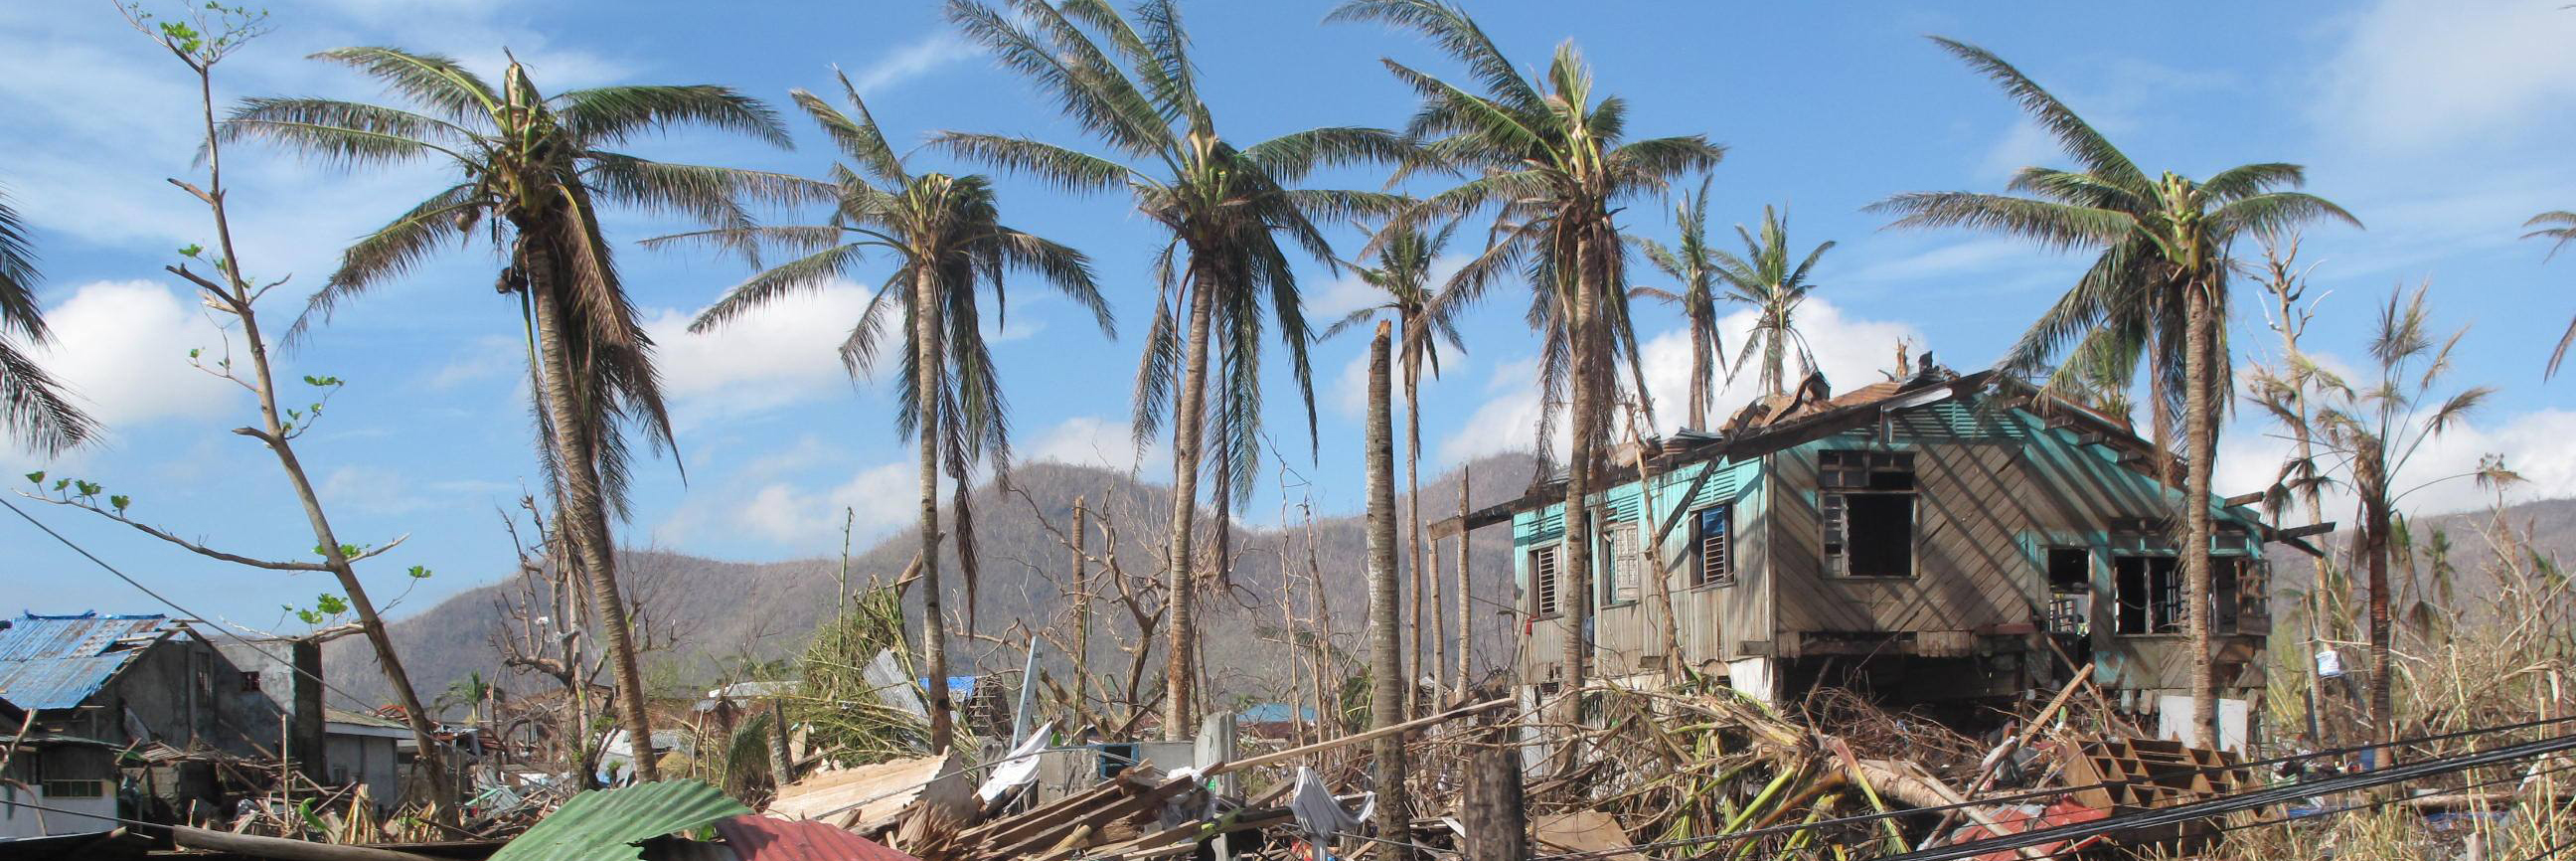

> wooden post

[{"left": 1462, "top": 746, "right": 1526, "bottom": 861}]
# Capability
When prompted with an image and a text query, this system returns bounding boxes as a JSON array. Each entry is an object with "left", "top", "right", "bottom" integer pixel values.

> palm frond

[
  {"left": 930, "top": 132, "right": 1132, "bottom": 193},
  {"left": 1928, "top": 37, "right": 2146, "bottom": 188},
  {"left": 309, "top": 47, "right": 500, "bottom": 123},
  {"left": 556, "top": 85, "right": 791, "bottom": 148}
]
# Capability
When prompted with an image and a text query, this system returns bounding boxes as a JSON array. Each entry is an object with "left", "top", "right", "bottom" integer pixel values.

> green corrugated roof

[{"left": 491, "top": 780, "right": 749, "bottom": 861}]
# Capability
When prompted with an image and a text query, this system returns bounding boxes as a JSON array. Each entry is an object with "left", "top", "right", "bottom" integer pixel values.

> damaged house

[{"left": 1442, "top": 366, "right": 2317, "bottom": 749}]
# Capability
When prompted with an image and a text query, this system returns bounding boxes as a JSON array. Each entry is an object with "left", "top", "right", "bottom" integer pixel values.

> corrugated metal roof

[
  {"left": 0, "top": 612, "right": 181, "bottom": 710},
  {"left": 491, "top": 779, "right": 750, "bottom": 861},
  {"left": 715, "top": 815, "right": 918, "bottom": 861}
]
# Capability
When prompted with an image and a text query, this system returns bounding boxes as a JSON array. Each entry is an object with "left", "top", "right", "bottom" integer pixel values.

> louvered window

[
  {"left": 1692, "top": 506, "right": 1733, "bottom": 588},
  {"left": 1530, "top": 544, "right": 1560, "bottom": 617},
  {"left": 1603, "top": 522, "right": 1641, "bottom": 604}
]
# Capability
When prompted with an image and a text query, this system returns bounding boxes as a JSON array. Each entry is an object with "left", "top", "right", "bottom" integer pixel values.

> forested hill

[{"left": 326, "top": 452, "right": 1542, "bottom": 712}]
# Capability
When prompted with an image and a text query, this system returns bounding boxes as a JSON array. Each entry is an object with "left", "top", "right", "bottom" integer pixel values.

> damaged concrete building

[{"left": 1440, "top": 367, "right": 2319, "bottom": 749}]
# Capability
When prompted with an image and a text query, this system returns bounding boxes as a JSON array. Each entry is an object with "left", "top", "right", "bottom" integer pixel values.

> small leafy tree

[{"left": 23, "top": 1, "right": 459, "bottom": 805}]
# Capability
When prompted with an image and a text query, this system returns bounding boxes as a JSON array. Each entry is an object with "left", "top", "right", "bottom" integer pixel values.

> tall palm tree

[
  {"left": 1630, "top": 177, "right": 1730, "bottom": 428},
  {"left": 940, "top": 0, "right": 1407, "bottom": 737},
  {"left": 2518, "top": 211, "right": 2576, "bottom": 377},
  {"left": 224, "top": 48, "right": 806, "bottom": 780},
  {"left": 672, "top": 73, "right": 1112, "bottom": 752},
  {"left": 1334, "top": 0, "right": 1723, "bottom": 728},
  {"left": 1323, "top": 216, "right": 1463, "bottom": 707},
  {"left": 1871, "top": 38, "right": 2356, "bottom": 746},
  {"left": 0, "top": 187, "right": 93, "bottom": 455},
  {"left": 1711, "top": 204, "right": 1833, "bottom": 400}
]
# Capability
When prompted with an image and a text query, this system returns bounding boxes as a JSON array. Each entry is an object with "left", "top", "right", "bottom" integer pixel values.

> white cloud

[
  {"left": 1331, "top": 351, "right": 1372, "bottom": 418},
  {"left": 850, "top": 32, "right": 979, "bottom": 95},
  {"left": 643, "top": 279, "right": 876, "bottom": 424},
  {"left": 1026, "top": 416, "right": 1169, "bottom": 475},
  {"left": 2317, "top": 0, "right": 2576, "bottom": 151},
  {"left": 1436, "top": 299, "right": 1925, "bottom": 464},
  {"left": 735, "top": 461, "right": 917, "bottom": 546},
  {"left": 1978, "top": 119, "right": 2057, "bottom": 181},
  {"left": 33, "top": 280, "right": 237, "bottom": 430}
]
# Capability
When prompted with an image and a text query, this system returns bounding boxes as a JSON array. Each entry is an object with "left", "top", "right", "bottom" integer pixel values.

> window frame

[
  {"left": 1691, "top": 505, "right": 1735, "bottom": 589},
  {"left": 1820, "top": 449, "right": 1920, "bottom": 579},
  {"left": 1600, "top": 519, "right": 1643, "bottom": 606}
]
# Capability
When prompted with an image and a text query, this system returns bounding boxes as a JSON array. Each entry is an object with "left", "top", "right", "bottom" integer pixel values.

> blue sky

[{"left": 4, "top": 0, "right": 2572, "bottom": 631}]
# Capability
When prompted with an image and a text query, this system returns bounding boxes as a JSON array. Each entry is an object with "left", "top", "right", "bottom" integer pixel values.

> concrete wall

[
  {"left": 0, "top": 745, "right": 116, "bottom": 838},
  {"left": 323, "top": 733, "right": 402, "bottom": 809}
]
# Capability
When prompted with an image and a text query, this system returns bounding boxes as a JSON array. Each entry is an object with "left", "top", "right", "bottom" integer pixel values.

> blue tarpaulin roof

[{"left": 0, "top": 611, "right": 181, "bottom": 710}]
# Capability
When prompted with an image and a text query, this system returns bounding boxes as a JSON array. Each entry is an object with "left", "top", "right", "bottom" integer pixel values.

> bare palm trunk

[
  {"left": 1163, "top": 263, "right": 1218, "bottom": 740},
  {"left": 2183, "top": 280, "right": 2219, "bottom": 749},
  {"left": 915, "top": 266, "right": 955, "bottom": 752},
  {"left": 1689, "top": 309, "right": 1712, "bottom": 430},
  {"left": 1405, "top": 346, "right": 1428, "bottom": 717},
  {"left": 524, "top": 253, "right": 657, "bottom": 782},
  {"left": 1455, "top": 468, "right": 1473, "bottom": 698},
  {"left": 2364, "top": 494, "right": 2394, "bottom": 756},
  {"left": 1364, "top": 322, "right": 1411, "bottom": 858},
  {"left": 1556, "top": 243, "right": 1600, "bottom": 743}
]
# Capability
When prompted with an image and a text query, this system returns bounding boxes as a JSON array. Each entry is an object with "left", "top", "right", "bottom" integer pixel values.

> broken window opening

[
  {"left": 2114, "top": 555, "right": 2181, "bottom": 634},
  {"left": 1602, "top": 520, "right": 1641, "bottom": 605},
  {"left": 2046, "top": 547, "right": 2091, "bottom": 634},
  {"left": 1822, "top": 449, "right": 1916, "bottom": 578},
  {"left": 1530, "top": 543, "right": 1561, "bottom": 618},
  {"left": 2113, "top": 555, "right": 2253, "bottom": 635},
  {"left": 1692, "top": 505, "right": 1734, "bottom": 589}
]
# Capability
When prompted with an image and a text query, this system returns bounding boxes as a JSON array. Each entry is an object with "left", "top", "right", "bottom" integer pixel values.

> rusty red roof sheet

[{"left": 642, "top": 815, "right": 923, "bottom": 861}]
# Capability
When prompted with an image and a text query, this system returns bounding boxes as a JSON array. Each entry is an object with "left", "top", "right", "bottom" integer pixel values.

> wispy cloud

[{"left": 850, "top": 32, "right": 979, "bottom": 95}]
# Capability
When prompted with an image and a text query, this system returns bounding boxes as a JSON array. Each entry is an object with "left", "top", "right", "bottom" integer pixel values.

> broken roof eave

[{"left": 1437, "top": 371, "right": 2329, "bottom": 556}]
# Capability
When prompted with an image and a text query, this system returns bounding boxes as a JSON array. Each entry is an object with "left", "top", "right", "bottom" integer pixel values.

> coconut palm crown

[
  {"left": 669, "top": 72, "right": 1113, "bottom": 750},
  {"left": 0, "top": 187, "right": 94, "bottom": 455}
]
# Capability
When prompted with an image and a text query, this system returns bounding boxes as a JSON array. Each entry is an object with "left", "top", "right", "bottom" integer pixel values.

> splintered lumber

[
  {"left": 1204, "top": 697, "right": 1513, "bottom": 776},
  {"left": 955, "top": 770, "right": 1195, "bottom": 860},
  {"left": 768, "top": 751, "right": 971, "bottom": 829},
  {"left": 171, "top": 826, "right": 444, "bottom": 861}
]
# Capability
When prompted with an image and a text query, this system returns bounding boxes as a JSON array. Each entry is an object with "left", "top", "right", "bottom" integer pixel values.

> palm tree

[
  {"left": 940, "top": 0, "right": 1408, "bottom": 737},
  {"left": 2308, "top": 286, "right": 2496, "bottom": 755},
  {"left": 1630, "top": 177, "right": 1730, "bottom": 428},
  {"left": 1711, "top": 204, "right": 1834, "bottom": 400},
  {"left": 672, "top": 73, "right": 1112, "bottom": 752},
  {"left": 1871, "top": 38, "right": 2356, "bottom": 746},
  {"left": 1323, "top": 215, "right": 1464, "bottom": 706},
  {"left": 224, "top": 48, "right": 806, "bottom": 780},
  {"left": 2518, "top": 211, "right": 2576, "bottom": 377},
  {"left": 1333, "top": 0, "right": 1723, "bottom": 728},
  {"left": 0, "top": 187, "right": 94, "bottom": 455}
]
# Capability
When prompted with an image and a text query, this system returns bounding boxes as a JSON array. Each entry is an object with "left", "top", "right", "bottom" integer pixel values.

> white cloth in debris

[
  {"left": 1287, "top": 766, "right": 1374, "bottom": 841},
  {"left": 977, "top": 721, "right": 1053, "bottom": 802}
]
